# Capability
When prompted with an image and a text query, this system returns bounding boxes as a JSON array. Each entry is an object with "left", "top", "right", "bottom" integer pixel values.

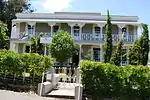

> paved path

[{"left": 0, "top": 90, "right": 73, "bottom": 100}]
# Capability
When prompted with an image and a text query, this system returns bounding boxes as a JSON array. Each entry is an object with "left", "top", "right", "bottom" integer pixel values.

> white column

[
  {"left": 30, "top": 45, "right": 31, "bottom": 53},
  {"left": 10, "top": 42, "right": 15, "bottom": 51},
  {"left": 127, "top": 46, "right": 129, "bottom": 65},
  {"left": 126, "top": 25, "right": 129, "bottom": 42},
  {"left": 92, "top": 24, "right": 95, "bottom": 40},
  {"left": 137, "top": 24, "right": 143, "bottom": 37},
  {"left": 118, "top": 27, "right": 122, "bottom": 34},
  {"left": 48, "top": 22, "right": 56, "bottom": 37},
  {"left": 78, "top": 23, "right": 85, "bottom": 40},
  {"left": 98, "top": 23, "right": 105, "bottom": 40},
  {"left": 68, "top": 23, "right": 76, "bottom": 37},
  {"left": 71, "top": 26, "right": 73, "bottom": 36},
  {"left": 16, "top": 23, "right": 20, "bottom": 39},
  {"left": 50, "top": 26, "right": 53, "bottom": 37},
  {"left": 100, "top": 45, "right": 103, "bottom": 62},
  {"left": 134, "top": 25, "right": 137, "bottom": 36},
  {"left": 11, "top": 22, "right": 17, "bottom": 39},
  {"left": 33, "top": 25, "right": 35, "bottom": 36},
  {"left": 91, "top": 46, "right": 93, "bottom": 60},
  {"left": 22, "top": 44, "right": 26, "bottom": 53},
  {"left": 15, "top": 43, "right": 19, "bottom": 53},
  {"left": 99, "top": 45, "right": 101, "bottom": 62},
  {"left": 127, "top": 25, "right": 129, "bottom": 33},
  {"left": 79, "top": 27, "right": 82, "bottom": 40},
  {"left": 68, "top": 23, "right": 75, "bottom": 37},
  {"left": 79, "top": 44, "right": 82, "bottom": 62}
]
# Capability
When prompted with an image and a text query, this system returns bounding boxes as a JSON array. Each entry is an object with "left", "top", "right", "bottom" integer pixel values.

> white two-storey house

[{"left": 10, "top": 12, "right": 142, "bottom": 65}]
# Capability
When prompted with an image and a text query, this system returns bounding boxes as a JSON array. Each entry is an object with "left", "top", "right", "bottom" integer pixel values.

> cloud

[{"left": 42, "top": 0, "right": 73, "bottom": 12}]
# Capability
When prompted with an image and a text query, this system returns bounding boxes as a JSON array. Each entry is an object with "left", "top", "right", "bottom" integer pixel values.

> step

[
  {"left": 46, "top": 82, "right": 76, "bottom": 99},
  {"left": 46, "top": 89, "right": 75, "bottom": 99}
]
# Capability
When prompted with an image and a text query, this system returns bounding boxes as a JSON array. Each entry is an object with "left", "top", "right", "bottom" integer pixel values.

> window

[
  {"left": 121, "top": 49, "right": 127, "bottom": 66},
  {"left": 53, "top": 25, "right": 59, "bottom": 32},
  {"left": 93, "top": 48, "right": 100, "bottom": 61},
  {"left": 25, "top": 46, "right": 30, "bottom": 53},
  {"left": 94, "top": 27, "right": 101, "bottom": 33},
  {"left": 73, "top": 26, "right": 80, "bottom": 36},
  {"left": 122, "top": 27, "right": 127, "bottom": 32},
  {"left": 28, "top": 25, "right": 34, "bottom": 34}
]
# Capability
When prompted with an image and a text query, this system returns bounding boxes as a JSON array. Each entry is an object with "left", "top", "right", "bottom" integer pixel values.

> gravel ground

[{"left": 0, "top": 90, "right": 71, "bottom": 100}]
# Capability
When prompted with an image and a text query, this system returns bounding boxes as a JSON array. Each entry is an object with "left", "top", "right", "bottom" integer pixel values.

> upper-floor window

[
  {"left": 122, "top": 27, "right": 127, "bottom": 33},
  {"left": 28, "top": 25, "right": 34, "bottom": 34},
  {"left": 53, "top": 25, "right": 59, "bottom": 32},
  {"left": 94, "top": 27, "right": 101, "bottom": 34},
  {"left": 73, "top": 26, "right": 80, "bottom": 33},
  {"left": 73, "top": 26, "right": 80, "bottom": 36}
]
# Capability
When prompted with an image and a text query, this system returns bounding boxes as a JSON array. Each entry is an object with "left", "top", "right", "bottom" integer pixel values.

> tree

[
  {"left": 36, "top": 33, "right": 44, "bottom": 55},
  {"left": 103, "top": 10, "right": 113, "bottom": 63},
  {"left": 50, "top": 30, "right": 75, "bottom": 63},
  {"left": 0, "top": 0, "right": 34, "bottom": 36},
  {"left": 31, "top": 36, "right": 37, "bottom": 53},
  {"left": 0, "top": 21, "right": 9, "bottom": 49},
  {"left": 31, "top": 33, "right": 44, "bottom": 55},
  {"left": 139, "top": 24, "right": 149, "bottom": 66},
  {"left": 128, "top": 24, "right": 149, "bottom": 66},
  {"left": 128, "top": 39, "right": 141, "bottom": 65},
  {"left": 110, "top": 40, "right": 123, "bottom": 66},
  {"left": 84, "top": 49, "right": 92, "bottom": 60}
]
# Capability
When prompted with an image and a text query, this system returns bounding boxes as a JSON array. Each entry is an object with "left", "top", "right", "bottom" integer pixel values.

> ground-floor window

[
  {"left": 93, "top": 48, "right": 100, "bottom": 61},
  {"left": 25, "top": 46, "right": 30, "bottom": 53},
  {"left": 121, "top": 49, "right": 127, "bottom": 66}
]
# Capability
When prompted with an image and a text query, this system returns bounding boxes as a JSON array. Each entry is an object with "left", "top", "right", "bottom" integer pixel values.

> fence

[{"left": 0, "top": 73, "right": 42, "bottom": 92}]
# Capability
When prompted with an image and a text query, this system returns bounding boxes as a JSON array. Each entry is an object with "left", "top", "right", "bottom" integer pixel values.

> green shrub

[
  {"left": 80, "top": 60, "right": 150, "bottom": 100},
  {"left": 50, "top": 30, "right": 75, "bottom": 63},
  {"left": 0, "top": 50, "right": 21, "bottom": 75},
  {"left": 0, "top": 50, "right": 53, "bottom": 76}
]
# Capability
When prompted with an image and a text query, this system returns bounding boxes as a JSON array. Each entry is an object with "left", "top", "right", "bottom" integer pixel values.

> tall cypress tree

[
  {"left": 139, "top": 24, "right": 149, "bottom": 66},
  {"left": 110, "top": 40, "right": 123, "bottom": 66},
  {"left": 128, "top": 24, "right": 149, "bottom": 66},
  {"left": 128, "top": 39, "right": 141, "bottom": 65},
  {"left": 103, "top": 10, "right": 112, "bottom": 63}
]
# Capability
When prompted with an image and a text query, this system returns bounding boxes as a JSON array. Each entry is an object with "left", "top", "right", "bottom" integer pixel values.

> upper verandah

[{"left": 14, "top": 12, "right": 139, "bottom": 22}]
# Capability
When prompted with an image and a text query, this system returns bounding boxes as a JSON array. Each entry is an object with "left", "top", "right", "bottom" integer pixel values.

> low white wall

[{"left": 37, "top": 81, "right": 53, "bottom": 96}]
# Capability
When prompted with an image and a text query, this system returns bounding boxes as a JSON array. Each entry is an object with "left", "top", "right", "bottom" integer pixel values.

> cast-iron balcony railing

[{"left": 15, "top": 32, "right": 137, "bottom": 43}]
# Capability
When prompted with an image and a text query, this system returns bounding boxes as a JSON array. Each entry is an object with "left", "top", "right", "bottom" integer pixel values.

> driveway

[{"left": 0, "top": 90, "right": 70, "bottom": 100}]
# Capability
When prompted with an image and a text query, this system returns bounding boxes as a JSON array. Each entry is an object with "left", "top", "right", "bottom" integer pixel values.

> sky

[{"left": 30, "top": 0, "right": 150, "bottom": 31}]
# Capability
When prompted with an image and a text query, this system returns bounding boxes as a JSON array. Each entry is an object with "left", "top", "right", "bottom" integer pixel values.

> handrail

[{"left": 16, "top": 32, "right": 137, "bottom": 42}]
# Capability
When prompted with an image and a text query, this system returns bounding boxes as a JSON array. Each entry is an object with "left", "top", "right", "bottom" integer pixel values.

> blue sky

[{"left": 31, "top": 0, "right": 150, "bottom": 30}]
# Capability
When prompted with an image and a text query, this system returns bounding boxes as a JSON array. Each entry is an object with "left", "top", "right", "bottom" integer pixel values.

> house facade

[{"left": 10, "top": 12, "right": 142, "bottom": 65}]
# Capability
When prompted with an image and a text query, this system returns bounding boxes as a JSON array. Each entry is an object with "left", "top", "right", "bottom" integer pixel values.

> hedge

[
  {"left": 0, "top": 50, "right": 53, "bottom": 77},
  {"left": 80, "top": 60, "right": 150, "bottom": 100}
]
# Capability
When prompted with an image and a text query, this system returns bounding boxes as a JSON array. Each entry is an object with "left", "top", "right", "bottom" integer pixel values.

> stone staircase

[{"left": 46, "top": 82, "right": 76, "bottom": 99}]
